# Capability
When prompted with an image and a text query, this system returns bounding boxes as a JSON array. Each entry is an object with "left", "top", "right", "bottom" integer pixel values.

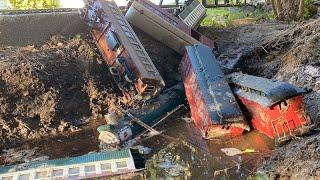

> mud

[
  {"left": 258, "top": 133, "right": 320, "bottom": 179},
  {"left": 248, "top": 18, "right": 320, "bottom": 124},
  {"left": 0, "top": 34, "right": 120, "bottom": 148}
]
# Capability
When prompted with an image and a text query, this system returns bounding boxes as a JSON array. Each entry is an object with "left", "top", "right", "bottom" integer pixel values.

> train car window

[
  {"left": 35, "top": 171, "right": 48, "bottom": 179},
  {"left": 52, "top": 169, "right": 64, "bottom": 178},
  {"left": 101, "top": 163, "right": 112, "bottom": 171},
  {"left": 116, "top": 161, "right": 127, "bottom": 169},
  {"left": 17, "top": 174, "right": 30, "bottom": 180},
  {"left": 68, "top": 167, "right": 80, "bottom": 177},
  {"left": 106, "top": 31, "right": 120, "bottom": 51},
  {"left": 85, "top": 165, "right": 96, "bottom": 175},
  {"left": 2, "top": 176, "right": 13, "bottom": 180}
]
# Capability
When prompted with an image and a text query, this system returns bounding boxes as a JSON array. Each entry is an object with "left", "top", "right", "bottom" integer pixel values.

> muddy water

[
  {"left": 0, "top": 118, "right": 274, "bottom": 179},
  {"left": 144, "top": 119, "right": 274, "bottom": 179}
]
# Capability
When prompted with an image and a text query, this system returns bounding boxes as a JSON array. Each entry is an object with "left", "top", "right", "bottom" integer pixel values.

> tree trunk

[
  {"left": 272, "top": 0, "right": 304, "bottom": 21},
  {"left": 270, "top": 0, "right": 278, "bottom": 16},
  {"left": 297, "top": 0, "right": 305, "bottom": 19}
]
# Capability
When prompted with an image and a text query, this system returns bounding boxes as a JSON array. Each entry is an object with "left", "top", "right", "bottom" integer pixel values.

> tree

[{"left": 269, "top": 0, "right": 305, "bottom": 21}]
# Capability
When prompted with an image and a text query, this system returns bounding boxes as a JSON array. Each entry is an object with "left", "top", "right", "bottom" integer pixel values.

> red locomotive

[
  {"left": 125, "top": 0, "right": 216, "bottom": 55},
  {"left": 81, "top": 0, "right": 164, "bottom": 101},
  {"left": 228, "top": 73, "right": 312, "bottom": 142},
  {"left": 180, "top": 45, "right": 249, "bottom": 139}
]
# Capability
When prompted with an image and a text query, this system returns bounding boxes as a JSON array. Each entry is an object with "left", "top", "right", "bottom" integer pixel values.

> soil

[
  {"left": 198, "top": 18, "right": 320, "bottom": 179},
  {"left": 248, "top": 18, "right": 320, "bottom": 180},
  {"left": 258, "top": 133, "right": 320, "bottom": 179},
  {"left": 0, "top": 29, "right": 181, "bottom": 150},
  {"left": 0, "top": 34, "right": 120, "bottom": 149}
]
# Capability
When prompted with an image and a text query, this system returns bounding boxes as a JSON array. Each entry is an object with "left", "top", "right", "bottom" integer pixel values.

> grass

[{"left": 200, "top": 6, "right": 275, "bottom": 27}]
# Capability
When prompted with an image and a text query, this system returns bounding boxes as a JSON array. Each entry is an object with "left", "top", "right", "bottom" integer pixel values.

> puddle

[
  {"left": 0, "top": 118, "right": 273, "bottom": 179},
  {"left": 144, "top": 119, "right": 274, "bottom": 179}
]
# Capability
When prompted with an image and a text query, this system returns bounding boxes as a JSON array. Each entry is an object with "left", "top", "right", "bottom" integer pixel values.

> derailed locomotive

[
  {"left": 125, "top": 0, "right": 216, "bottom": 55},
  {"left": 228, "top": 73, "right": 312, "bottom": 142},
  {"left": 180, "top": 44, "right": 249, "bottom": 138},
  {"left": 81, "top": 0, "right": 164, "bottom": 100}
]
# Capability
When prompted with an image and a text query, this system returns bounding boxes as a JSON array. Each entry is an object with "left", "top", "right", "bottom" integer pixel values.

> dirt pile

[
  {"left": 0, "top": 35, "right": 119, "bottom": 148},
  {"left": 258, "top": 134, "right": 320, "bottom": 179},
  {"left": 238, "top": 18, "right": 320, "bottom": 179},
  {"left": 243, "top": 18, "right": 320, "bottom": 123}
]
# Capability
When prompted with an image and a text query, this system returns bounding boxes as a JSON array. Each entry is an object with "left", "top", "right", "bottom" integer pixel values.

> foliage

[
  {"left": 304, "top": 0, "right": 318, "bottom": 19},
  {"left": 8, "top": 0, "right": 61, "bottom": 9},
  {"left": 201, "top": 7, "right": 274, "bottom": 28},
  {"left": 247, "top": 173, "right": 270, "bottom": 180}
]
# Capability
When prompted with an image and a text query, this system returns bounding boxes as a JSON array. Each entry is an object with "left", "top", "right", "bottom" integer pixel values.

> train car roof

[
  {"left": 185, "top": 44, "right": 244, "bottom": 123},
  {"left": 228, "top": 72, "right": 305, "bottom": 107},
  {"left": 0, "top": 149, "right": 133, "bottom": 174}
]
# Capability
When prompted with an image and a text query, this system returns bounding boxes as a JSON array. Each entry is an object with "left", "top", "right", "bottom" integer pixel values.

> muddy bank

[
  {"left": 0, "top": 27, "right": 182, "bottom": 148},
  {"left": 200, "top": 18, "right": 320, "bottom": 126},
  {"left": 246, "top": 18, "right": 320, "bottom": 179},
  {"left": 0, "top": 35, "right": 120, "bottom": 148},
  {"left": 236, "top": 18, "right": 320, "bottom": 124},
  {"left": 199, "top": 18, "right": 320, "bottom": 179},
  {"left": 258, "top": 133, "right": 320, "bottom": 179}
]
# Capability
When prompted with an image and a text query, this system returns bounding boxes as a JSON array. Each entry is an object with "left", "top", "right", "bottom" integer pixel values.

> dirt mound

[
  {"left": 258, "top": 134, "right": 320, "bottom": 179},
  {"left": 0, "top": 35, "right": 119, "bottom": 148},
  {"left": 242, "top": 18, "right": 320, "bottom": 123},
  {"left": 238, "top": 18, "right": 320, "bottom": 179}
]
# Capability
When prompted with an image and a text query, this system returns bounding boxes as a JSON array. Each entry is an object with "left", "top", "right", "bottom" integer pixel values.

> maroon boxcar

[
  {"left": 125, "top": 0, "right": 217, "bottom": 55},
  {"left": 180, "top": 44, "right": 249, "bottom": 139},
  {"left": 81, "top": 0, "right": 164, "bottom": 101},
  {"left": 228, "top": 73, "right": 312, "bottom": 142}
]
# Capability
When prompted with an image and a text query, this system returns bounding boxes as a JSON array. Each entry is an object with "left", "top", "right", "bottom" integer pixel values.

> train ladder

[{"left": 271, "top": 117, "right": 295, "bottom": 144}]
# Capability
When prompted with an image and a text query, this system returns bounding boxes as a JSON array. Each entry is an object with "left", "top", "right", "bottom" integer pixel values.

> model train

[
  {"left": 180, "top": 44, "right": 249, "bottom": 138},
  {"left": 228, "top": 72, "right": 312, "bottom": 142},
  {"left": 125, "top": 0, "right": 216, "bottom": 55},
  {"left": 0, "top": 149, "right": 145, "bottom": 179},
  {"left": 174, "top": 0, "right": 207, "bottom": 29},
  {"left": 81, "top": 0, "right": 165, "bottom": 101}
]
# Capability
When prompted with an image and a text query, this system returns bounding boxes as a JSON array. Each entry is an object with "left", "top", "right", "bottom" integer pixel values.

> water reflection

[{"left": 144, "top": 119, "right": 274, "bottom": 179}]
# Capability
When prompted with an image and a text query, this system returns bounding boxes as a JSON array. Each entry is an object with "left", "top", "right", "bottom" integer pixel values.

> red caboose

[
  {"left": 228, "top": 73, "right": 312, "bottom": 142},
  {"left": 180, "top": 45, "right": 249, "bottom": 139}
]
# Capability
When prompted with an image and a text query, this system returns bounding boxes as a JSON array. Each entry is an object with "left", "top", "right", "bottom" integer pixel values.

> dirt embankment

[
  {"left": 0, "top": 29, "right": 182, "bottom": 150},
  {"left": 199, "top": 18, "right": 320, "bottom": 179},
  {"left": 200, "top": 18, "right": 320, "bottom": 124},
  {"left": 0, "top": 35, "right": 120, "bottom": 148},
  {"left": 241, "top": 18, "right": 320, "bottom": 124},
  {"left": 247, "top": 18, "right": 320, "bottom": 179}
]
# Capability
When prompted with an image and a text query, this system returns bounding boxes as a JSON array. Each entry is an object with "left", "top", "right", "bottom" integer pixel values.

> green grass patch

[{"left": 201, "top": 6, "right": 275, "bottom": 27}]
